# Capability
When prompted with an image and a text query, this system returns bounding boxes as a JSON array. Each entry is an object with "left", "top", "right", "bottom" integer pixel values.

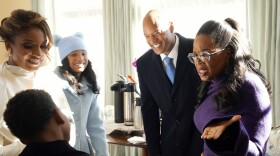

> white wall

[{"left": 0, "top": 0, "right": 32, "bottom": 63}]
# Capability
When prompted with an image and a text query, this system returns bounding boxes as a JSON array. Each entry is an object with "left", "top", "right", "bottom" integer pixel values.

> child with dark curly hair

[{"left": 4, "top": 89, "right": 90, "bottom": 156}]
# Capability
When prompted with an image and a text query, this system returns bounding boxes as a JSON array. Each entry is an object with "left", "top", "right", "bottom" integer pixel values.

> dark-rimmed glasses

[{"left": 187, "top": 49, "right": 224, "bottom": 64}]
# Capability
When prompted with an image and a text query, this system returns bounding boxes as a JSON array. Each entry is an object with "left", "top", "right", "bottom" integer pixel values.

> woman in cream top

[{"left": 0, "top": 9, "right": 75, "bottom": 156}]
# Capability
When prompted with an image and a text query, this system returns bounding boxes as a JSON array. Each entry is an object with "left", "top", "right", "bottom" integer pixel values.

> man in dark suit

[{"left": 136, "top": 9, "right": 203, "bottom": 156}]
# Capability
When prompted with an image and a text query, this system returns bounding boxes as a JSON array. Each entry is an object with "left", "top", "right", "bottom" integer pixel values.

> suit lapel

[
  {"left": 172, "top": 37, "right": 189, "bottom": 95},
  {"left": 172, "top": 52, "right": 187, "bottom": 95}
]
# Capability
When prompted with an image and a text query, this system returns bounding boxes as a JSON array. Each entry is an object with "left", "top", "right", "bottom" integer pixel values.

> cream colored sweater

[{"left": 0, "top": 63, "right": 75, "bottom": 156}]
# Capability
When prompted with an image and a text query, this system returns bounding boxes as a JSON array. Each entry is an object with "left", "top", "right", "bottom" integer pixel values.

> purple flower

[{"left": 132, "top": 58, "right": 137, "bottom": 67}]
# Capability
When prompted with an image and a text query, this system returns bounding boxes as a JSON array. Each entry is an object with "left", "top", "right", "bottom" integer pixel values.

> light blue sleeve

[{"left": 87, "top": 94, "right": 109, "bottom": 156}]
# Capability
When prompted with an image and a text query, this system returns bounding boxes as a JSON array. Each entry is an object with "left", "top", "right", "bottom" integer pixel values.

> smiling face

[
  {"left": 6, "top": 27, "right": 49, "bottom": 71},
  {"left": 66, "top": 50, "right": 88, "bottom": 76},
  {"left": 193, "top": 34, "right": 230, "bottom": 81},
  {"left": 143, "top": 10, "right": 175, "bottom": 55}
]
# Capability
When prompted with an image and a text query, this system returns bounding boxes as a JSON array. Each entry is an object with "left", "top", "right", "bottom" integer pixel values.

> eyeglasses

[{"left": 187, "top": 49, "right": 224, "bottom": 64}]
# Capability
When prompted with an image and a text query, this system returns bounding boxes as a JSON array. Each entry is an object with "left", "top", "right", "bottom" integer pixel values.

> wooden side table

[{"left": 107, "top": 134, "right": 148, "bottom": 156}]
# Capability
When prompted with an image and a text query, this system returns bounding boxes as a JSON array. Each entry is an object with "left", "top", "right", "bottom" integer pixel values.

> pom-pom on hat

[{"left": 53, "top": 32, "right": 87, "bottom": 61}]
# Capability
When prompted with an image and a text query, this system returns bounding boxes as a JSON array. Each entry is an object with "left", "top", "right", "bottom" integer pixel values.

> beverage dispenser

[
  {"left": 110, "top": 80, "right": 125, "bottom": 123},
  {"left": 122, "top": 83, "right": 135, "bottom": 126}
]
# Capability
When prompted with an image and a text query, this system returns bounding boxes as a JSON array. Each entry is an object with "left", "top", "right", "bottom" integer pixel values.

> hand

[
  {"left": 201, "top": 115, "right": 241, "bottom": 140},
  {"left": 201, "top": 151, "right": 204, "bottom": 156}
]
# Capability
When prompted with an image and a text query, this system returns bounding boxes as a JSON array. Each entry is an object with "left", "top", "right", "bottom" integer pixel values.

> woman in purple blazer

[{"left": 188, "top": 18, "right": 272, "bottom": 156}]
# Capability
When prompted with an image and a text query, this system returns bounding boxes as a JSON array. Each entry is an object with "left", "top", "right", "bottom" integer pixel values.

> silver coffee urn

[
  {"left": 122, "top": 83, "right": 135, "bottom": 126},
  {"left": 134, "top": 97, "right": 143, "bottom": 129}
]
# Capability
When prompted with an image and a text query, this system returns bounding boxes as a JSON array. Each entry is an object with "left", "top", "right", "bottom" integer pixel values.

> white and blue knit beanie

[{"left": 53, "top": 32, "right": 87, "bottom": 61}]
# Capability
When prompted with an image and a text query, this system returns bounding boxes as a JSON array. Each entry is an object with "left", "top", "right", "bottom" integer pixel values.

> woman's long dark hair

[
  {"left": 58, "top": 58, "right": 99, "bottom": 95},
  {"left": 196, "top": 18, "right": 271, "bottom": 112}
]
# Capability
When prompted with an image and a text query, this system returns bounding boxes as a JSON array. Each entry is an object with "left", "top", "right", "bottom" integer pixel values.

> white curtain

[
  {"left": 103, "top": 0, "right": 140, "bottom": 107},
  {"left": 103, "top": 1, "right": 143, "bottom": 155},
  {"left": 32, "top": 0, "right": 59, "bottom": 70},
  {"left": 247, "top": 0, "right": 280, "bottom": 127},
  {"left": 32, "top": 0, "right": 55, "bottom": 40}
]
